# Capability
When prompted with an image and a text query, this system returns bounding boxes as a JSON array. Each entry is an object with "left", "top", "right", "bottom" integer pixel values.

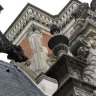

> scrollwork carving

[
  {"left": 6, "top": 1, "right": 79, "bottom": 42},
  {"left": 83, "top": 37, "right": 96, "bottom": 85}
]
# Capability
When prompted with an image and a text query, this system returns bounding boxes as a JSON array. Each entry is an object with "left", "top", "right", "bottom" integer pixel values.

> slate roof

[{"left": 0, "top": 60, "right": 45, "bottom": 96}]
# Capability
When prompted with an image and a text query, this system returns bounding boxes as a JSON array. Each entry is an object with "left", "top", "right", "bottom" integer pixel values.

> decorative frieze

[
  {"left": 5, "top": 0, "right": 96, "bottom": 44},
  {"left": 5, "top": 1, "right": 80, "bottom": 43}
]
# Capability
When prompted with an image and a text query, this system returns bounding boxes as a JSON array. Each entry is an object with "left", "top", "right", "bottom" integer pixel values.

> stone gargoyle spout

[{"left": 0, "top": 31, "right": 28, "bottom": 62}]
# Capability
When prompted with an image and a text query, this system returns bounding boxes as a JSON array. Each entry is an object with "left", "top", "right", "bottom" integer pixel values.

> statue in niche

[
  {"left": 0, "top": 31, "right": 28, "bottom": 62},
  {"left": 83, "top": 36, "right": 96, "bottom": 85},
  {"left": 29, "top": 27, "right": 49, "bottom": 76}
]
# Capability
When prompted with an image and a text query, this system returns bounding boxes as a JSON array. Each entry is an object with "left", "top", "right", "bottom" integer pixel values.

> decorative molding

[
  {"left": 4, "top": 0, "right": 96, "bottom": 44},
  {"left": 5, "top": 0, "right": 80, "bottom": 43},
  {"left": 7, "top": 20, "right": 50, "bottom": 45}
]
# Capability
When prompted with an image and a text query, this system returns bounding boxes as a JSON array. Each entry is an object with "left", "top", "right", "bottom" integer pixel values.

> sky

[{"left": 0, "top": 0, "right": 92, "bottom": 62}]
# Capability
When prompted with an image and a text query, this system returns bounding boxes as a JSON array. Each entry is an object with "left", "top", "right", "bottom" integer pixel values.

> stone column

[{"left": 28, "top": 26, "right": 49, "bottom": 76}]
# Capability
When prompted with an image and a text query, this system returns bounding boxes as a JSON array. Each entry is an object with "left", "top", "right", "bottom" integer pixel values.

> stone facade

[{"left": 4, "top": 0, "right": 96, "bottom": 96}]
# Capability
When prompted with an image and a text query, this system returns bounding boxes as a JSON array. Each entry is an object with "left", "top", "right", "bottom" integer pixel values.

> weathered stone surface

[
  {"left": 72, "top": 3, "right": 89, "bottom": 19},
  {"left": 53, "top": 78, "right": 96, "bottom": 96},
  {"left": 90, "top": 0, "right": 96, "bottom": 11}
]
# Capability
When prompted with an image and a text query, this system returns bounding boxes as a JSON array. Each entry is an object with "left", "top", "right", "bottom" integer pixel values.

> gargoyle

[
  {"left": 72, "top": 3, "right": 89, "bottom": 19},
  {"left": 0, "top": 31, "right": 28, "bottom": 62}
]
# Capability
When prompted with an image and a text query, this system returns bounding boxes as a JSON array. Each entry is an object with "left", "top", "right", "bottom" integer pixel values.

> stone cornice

[
  {"left": 4, "top": 0, "right": 79, "bottom": 41},
  {"left": 4, "top": 0, "right": 96, "bottom": 43},
  {"left": 4, "top": 0, "right": 79, "bottom": 35}
]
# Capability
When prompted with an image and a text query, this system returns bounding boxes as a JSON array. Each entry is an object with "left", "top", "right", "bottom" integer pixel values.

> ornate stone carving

[
  {"left": 70, "top": 35, "right": 90, "bottom": 60},
  {"left": 47, "top": 54, "right": 57, "bottom": 67},
  {"left": 83, "top": 37, "right": 96, "bottom": 85},
  {"left": 90, "top": 0, "right": 96, "bottom": 12},
  {"left": 74, "top": 87, "right": 93, "bottom": 96},
  {"left": 5, "top": 1, "right": 96, "bottom": 43},
  {"left": 50, "top": 24, "right": 60, "bottom": 35},
  {"left": 5, "top": 1, "right": 79, "bottom": 42},
  {"left": 53, "top": 44, "right": 69, "bottom": 57},
  {"left": 72, "top": 3, "right": 89, "bottom": 19},
  {"left": 28, "top": 27, "right": 49, "bottom": 76},
  {"left": 68, "top": 65, "right": 81, "bottom": 79},
  {"left": 29, "top": 25, "right": 42, "bottom": 35},
  {"left": 48, "top": 25, "right": 69, "bottom": 57},
  {"left": 77, "top": 46, "right": 89, "bottom": 62}
]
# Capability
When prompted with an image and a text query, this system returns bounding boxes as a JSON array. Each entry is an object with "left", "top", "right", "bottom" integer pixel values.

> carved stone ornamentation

[
  {"left": 0, "top": 31, "right": 28, "bottom": 62},
  {"left": 5, "top": 1, "right": 79, "bottom": 42},
  {"left": 70, "top": 35, "right": 90, "bottom": 60},
  {"left": 28, "top": 27, "right": 49, "bottom": 76},
  {"left": 47, "top": 54, "right": 57, "bottom": 67},
  {"left": 77, "top": 46, "right": 89, "bottom": 62},
  {"left": 48, "top": 25, "right": 69, "bottom": 58},
  {"left": 90, "top": 0, "right": 96, "bottom": 12},
  {"left": 72, "top": 3, "right": 89, "bottom": 19},
  {"left": 53, "top": 44, "right": 69, "bottom": 57},
  {"left": 74, "top": 87, "right": 93, "bottom": 96},
  {"left": 83, "top": 38, "right": 96, "bottom": 86},
  {"left": 50, "top": 24, "right": 60, "bottom": 35}
]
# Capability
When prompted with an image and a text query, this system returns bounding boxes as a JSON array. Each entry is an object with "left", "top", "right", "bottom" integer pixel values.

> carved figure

[
  {"left": 72, "top": 3, "right": 89, "bottom": 19},
  {"left": 83, "top": 37, "right": 96, "bottom": 85},
  {"left": 0, "top": 31, "right": 28, "bottom": 62},
  {"left": 90, "top": 0, "right": 96, "bottom": 11},
  {"left": 86, "top": 37, "right": 96, "bottom": 64},
  {"left": 77, "top": 46, "right": 89, "bottom": 62}
]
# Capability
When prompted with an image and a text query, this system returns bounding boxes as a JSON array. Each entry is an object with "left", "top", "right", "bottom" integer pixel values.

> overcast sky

[{"left": 0, "top": 0, "right": 92, "bottom": 62}]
